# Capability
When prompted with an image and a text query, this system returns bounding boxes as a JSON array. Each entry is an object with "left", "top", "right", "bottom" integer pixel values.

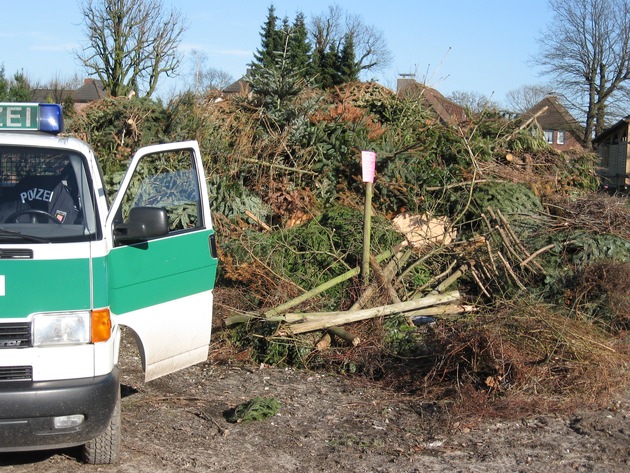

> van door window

[{"left": 118, "top": 149, "right": 202, "bottom": 234}]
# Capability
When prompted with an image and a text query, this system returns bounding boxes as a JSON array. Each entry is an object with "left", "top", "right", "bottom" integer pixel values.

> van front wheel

[{"left": 82, "top": 386, "right": 121, "bottom": 464}]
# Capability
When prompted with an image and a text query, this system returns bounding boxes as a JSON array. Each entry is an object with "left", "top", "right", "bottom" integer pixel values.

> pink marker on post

[{"left": 361, "top": 150, "right": 376, "bottom": 182}]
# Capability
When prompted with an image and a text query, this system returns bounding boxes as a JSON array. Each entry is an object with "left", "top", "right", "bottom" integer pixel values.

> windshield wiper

[{"left": 0, "top": 228, "right": 49, "bottom": 243}]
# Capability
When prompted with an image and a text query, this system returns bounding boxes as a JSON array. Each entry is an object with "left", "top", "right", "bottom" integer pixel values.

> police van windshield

[{"left": 0, "top": 146, "right": 97, "bottom": 242}]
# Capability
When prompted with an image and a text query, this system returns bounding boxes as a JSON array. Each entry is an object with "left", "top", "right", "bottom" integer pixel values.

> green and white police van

[{"left": 0, "top": 103, "right": 218, "bottom": 463}]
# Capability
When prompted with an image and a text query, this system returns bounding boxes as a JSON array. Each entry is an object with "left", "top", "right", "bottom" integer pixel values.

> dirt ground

[{"left": 1, "top": 331, "right": 629, "bottom": 473}]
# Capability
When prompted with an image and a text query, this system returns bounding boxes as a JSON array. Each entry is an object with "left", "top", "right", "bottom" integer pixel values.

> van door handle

[{"left": 208, "top": 233, "right": 218, "bottom": 259}]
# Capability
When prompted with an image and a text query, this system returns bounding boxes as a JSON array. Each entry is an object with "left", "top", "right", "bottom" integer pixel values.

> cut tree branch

[{"left": 279, "top": 291, "right": 460, "bottom": 335}]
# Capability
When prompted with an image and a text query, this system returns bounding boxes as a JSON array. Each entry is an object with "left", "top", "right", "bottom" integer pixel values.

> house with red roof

[
  {"left": 396, "top": 78, "right": 467, "bottom": 126},
  {"left": 519, "top": 95, "right": 585, "bottom": 152}
]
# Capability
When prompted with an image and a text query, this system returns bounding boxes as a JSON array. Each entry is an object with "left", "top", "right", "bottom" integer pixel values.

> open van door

[{"left": 105, "top": 141, "right": 218, "bottom": 381}]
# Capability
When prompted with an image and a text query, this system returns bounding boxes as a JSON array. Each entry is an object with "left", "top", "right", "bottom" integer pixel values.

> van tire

[{"left": 82, "top": 386, "right": 121, "bottom": 464}]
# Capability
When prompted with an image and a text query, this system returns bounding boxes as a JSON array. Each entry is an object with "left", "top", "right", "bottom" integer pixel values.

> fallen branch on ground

[
  {"left": 278, "top": 291, "right": 460, "bottom": 335},
  {"left": 404, "top": 303, "right": 477, "bottom": 319}
]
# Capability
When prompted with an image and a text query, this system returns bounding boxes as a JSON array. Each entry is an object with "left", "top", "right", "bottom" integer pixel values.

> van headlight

[{"left": 32, "top": 311, "right": 91, "bottom": 346}]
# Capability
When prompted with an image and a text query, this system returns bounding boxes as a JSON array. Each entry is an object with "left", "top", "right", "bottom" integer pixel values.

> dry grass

[
  {"left": 574, "top": 261, "right": 630, "bottom": 331},
  {"left": 370, "top": 300, "right": 630, "bottom": 418}
]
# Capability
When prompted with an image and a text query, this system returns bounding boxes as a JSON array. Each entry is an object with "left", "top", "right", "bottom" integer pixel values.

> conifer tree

[
  {"left": 250, "top": 5, "right": 283, "bottom": 72},
  {"left": 249, "top": 6, "right": 314, "bottom": 120},
  {"left": 279, "top": 14, "right": 291, "bottom": 51},
  {"left": 287, "top": 12, "right": 312, "bottom": 80},
  {"left": 250, "top": 5, "right": 369, "bottom": 92},
  {"left": 7, "top": 71, "right": 31, "bottom": 101},
  {"left": 319, "top": 43, "right": 342, "bottom": 89},
  {"left": 0, "top": 67, "right": 32, "bottom": 101},
  {"left": 310, "top": 41, "right": 325, "bottom": 88},
  {"left": 0, "top": 66, "right": 8, "bottom": 101},
  {"left": 339, "top": 33, "right": 359, "bottom": 83},
  {"left": 248, "top": 10, "right": 307, "bottom": 129}
]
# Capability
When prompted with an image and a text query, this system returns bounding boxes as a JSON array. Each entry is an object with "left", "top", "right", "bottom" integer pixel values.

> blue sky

[{"left": 1, "top": 1, "right": 552, "bottom": 105}]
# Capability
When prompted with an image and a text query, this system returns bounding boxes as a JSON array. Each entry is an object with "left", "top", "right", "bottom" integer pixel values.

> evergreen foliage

[
  {"left": 65, "top": 97, "right": 169, "bottom": 196},
  {"left": 10, "top": 72, "right": 30, "bottom": 101},
  {"left": 467, "top": 182, "right": 544, "bottom": 222},
  {"left": 247, "top": 7, "right": 318, "bottom": 134},
  {"left": 287, "top": 12, "right": 312, "bottom": 78},
  {"left": 64, "top": 75, "right": 625, "bottom": 329},
  {"left": 248, "top": 6, "right": 360, "bottom": 92},
  {"left": 227, "top": 397, "right": 281, "bottom": 423},
  {"left": 220, "top": 204, "right": 400, "bottom": 309},
  {"left": 250, "top": 5, "right": 283, "bottom": 73},
  {"left": 0, "top": 67, "right": 32, "bottom": 101},
  {"left": 0, "top": 66, "right": 6, "bottom": 100},
  {"left": 339, "top": 33, "right": 359, "bottom": 83},
  {"left": 318, "top": 42, "right": 342, "bottom": 89}
]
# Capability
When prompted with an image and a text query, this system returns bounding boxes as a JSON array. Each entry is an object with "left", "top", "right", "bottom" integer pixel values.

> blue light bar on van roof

[{"left": 0, "top": 103, "right": 64, "bottom": 134}]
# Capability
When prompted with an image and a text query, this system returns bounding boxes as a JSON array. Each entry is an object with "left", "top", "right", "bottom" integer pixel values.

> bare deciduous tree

[
  {"left": 41, "top": 73, "right": 83, "bottom": 104},
  {"left": 447, "top": 90, "right": 500, "bottom": 115},
  {"left": 76, "top": 0, "right": 187, "bottom": 98},
  {"left": 505, "top": 84, "right": 555, "bottom": 113},
  {"left": 188, "top": 50, "right": 233, "bottom": 95},
  {"left": 536, "top": 0, "right": 630, "bottom": 147},
  {"left": 310, "top": 4, "right": 392, "bottom": 77}
]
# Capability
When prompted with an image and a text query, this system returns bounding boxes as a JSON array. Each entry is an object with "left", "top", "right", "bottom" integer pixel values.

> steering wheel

[{"left": 5, "top": 209, "right": 59, "bottom": 224}]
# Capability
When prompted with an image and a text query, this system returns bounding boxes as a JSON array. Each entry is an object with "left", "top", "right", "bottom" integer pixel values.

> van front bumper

[{"left": 0, "top": 368, "right": 119, "bottom": 452}]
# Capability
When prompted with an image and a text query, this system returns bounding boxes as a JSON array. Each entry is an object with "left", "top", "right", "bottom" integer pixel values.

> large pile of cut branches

[{"left": 67, "top": 84, "right": 630, "bottom": 416}]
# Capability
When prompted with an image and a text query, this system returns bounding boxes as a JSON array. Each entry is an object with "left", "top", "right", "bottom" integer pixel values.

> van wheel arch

[{"left": 118, "top": 325, "right": 147, "bottom": 375}]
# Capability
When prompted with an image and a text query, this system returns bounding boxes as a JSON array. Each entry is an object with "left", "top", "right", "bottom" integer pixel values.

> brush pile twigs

[
  {"left": 468, "top": 206, "right": 547, "bottom": 298},
  {"left": 224, "top": 205, "right": 565, "bottom": 337},
  {"left": 545, "top": 193, "right": 630, "bottom": 240},
  {"left": 225, "top": 237, "right": 477, "bottom": 337}
]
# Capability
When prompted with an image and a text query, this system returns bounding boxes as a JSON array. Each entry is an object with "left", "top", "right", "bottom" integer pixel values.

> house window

[
  {"left": 557, "top": 131, "right": 565, "bottom": 145},
  {"left": 544, "top": 130, "right": 554, "bottom": 143}
]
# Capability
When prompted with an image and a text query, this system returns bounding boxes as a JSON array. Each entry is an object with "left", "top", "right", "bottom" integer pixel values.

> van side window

[{"left": 120, "top": 149, "right": 203, "bottom": 233}]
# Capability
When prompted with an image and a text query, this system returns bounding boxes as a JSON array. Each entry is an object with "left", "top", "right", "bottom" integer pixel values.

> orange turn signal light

[{"left": 91, "top": 308, "right": 112, "bottom": 343}]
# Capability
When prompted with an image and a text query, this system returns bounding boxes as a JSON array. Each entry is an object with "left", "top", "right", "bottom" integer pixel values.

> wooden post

[
  {"left": 360, "top": 150, "right": 376, "bottom": 286},
  {"left": 362, "top": 181, "right": 373, "bottom": 285}
]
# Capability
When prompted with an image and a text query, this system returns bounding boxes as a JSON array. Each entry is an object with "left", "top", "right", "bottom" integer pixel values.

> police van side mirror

[{"left": 113, "top": 206, "right": 169, "bottom": 244}]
